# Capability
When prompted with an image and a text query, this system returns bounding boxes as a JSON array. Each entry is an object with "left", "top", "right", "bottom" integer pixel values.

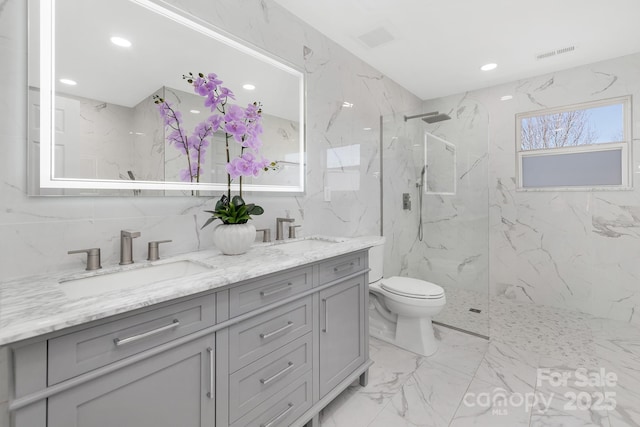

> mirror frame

[{"left": 35, "top": 0, "right": 306, "bottom": 194}]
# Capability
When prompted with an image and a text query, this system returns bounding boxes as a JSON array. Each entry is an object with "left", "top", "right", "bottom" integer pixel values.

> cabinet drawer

[
  {"left": 318, "top": 251, "right": 366, "bottom": 285},
  {"left": 229, "top": 267, "right": 313, "bottom": 317},
  {"left": 231, "top": 369, "right": 312, "bottom": 427},
  {"left": 229, "top": 296, "right": 312, "bottom": 372},
  {"left": 229, "top": 333, "right": 312, "bottom": 423},
  {"left": 48, "top": 294, "right": 216, "bottom": 385}
]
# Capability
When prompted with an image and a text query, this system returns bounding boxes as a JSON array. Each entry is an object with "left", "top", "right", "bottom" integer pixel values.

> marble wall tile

[{"left": 0, "top": 0, "right": 421, "bottom": 281}]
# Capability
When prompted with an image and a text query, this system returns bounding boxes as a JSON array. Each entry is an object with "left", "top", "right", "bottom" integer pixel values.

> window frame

[{"left": 515, "top": 95, "right": 633, "bottom": 191}]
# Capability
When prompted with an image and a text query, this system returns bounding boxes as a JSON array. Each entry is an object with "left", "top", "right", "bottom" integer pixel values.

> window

[{"left": 516, "top": 96, "right": 632, "bottom": 189}]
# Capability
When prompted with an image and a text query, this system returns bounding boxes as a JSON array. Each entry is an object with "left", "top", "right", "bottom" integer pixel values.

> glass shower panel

[{"left": 381, "top": 101, "right": 489, "bottom": 338}]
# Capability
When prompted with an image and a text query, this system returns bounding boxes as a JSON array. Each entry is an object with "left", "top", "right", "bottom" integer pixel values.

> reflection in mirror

[{"left": 28, "top": 0, "right": 305, "bottom": 195}]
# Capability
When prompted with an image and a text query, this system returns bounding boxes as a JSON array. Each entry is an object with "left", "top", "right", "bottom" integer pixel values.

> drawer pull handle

[
  {"left": 260, "top": 362, "right": 294, "bottom": 385},
  {"left": 260, "top": 321, "right": 294, "bottom": 340},
  {"left": 260, "top": 283, "right": 293, "bottom": 298},
  {"left": 333, "top": 262, "right": 355, "bottom": 273},
  {"left": 113, "top": 319, "right": 179, "bottom": 346},
  {"left": 261, "top": 403, "right": 294, "bottom": 427},
  {"left": 207, "top": 347, "right": 214, "bottom": 399}
]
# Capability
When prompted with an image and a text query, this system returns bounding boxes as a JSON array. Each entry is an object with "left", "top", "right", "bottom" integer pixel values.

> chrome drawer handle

[
  {"left": 207, "top": 347, "right": 214, "bottom": 399},
  {"left": 260, "top": 321, "right": 294, "bottom": 340},
  {"left": 333, "top": 262, "right": 355, "bottom": 273},
  {"left": 261, "top": 403, "right": 294, "bottom": 427},
  {"left": 113, "top": 319, "right": 179, "bottom": 346},
  {"left": 260, "top": 283, "right": 293, "bottom": 298},
  {"left": 260, "top": 362, "right": 294, "bottom": 385}
]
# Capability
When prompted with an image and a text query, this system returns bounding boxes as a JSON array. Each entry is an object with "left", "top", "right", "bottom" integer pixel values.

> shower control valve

[{"left": 402, "top": 193, "right": 411, "bottom": 210}]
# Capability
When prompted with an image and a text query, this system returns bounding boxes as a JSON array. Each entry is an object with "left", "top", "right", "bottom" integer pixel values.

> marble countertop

[{"left": 0, "top": 235, "right": 382, "bottom": 346}]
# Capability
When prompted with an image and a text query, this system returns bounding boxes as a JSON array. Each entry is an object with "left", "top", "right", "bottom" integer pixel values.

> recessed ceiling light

[
  {"left": 190, "top": 109, "right": 201, "bottom": 114},
  {"left": 110, "top": 36, "right": 132, "bottom": 48},
  {"left": 59, "top": 78, "right": 77, "bottom": 86},
  {"left": 480, "top": 63, "right": 497, "bottom": 71},
  {"left": 242, "top": 84, "right": 256, "bottom": 91},
  {"left": 500, "top": 95, "right": 513, "bottom": 101}
]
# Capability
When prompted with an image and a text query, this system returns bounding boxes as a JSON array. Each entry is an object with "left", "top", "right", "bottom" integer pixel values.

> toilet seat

[{"left": 380, "top": 276, "right": 444, "bottom": 300}]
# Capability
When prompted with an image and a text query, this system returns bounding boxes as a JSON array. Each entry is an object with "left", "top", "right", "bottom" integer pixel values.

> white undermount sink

[
  {"left": 271, "top": 238, "right": 341, "bottom": 254},
  {"left": 59, "top": 260, "right": 212, "bottom": 299}
]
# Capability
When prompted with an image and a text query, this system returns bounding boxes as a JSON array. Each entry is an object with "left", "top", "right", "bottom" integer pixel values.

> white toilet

[{"left": 368, "top": 238, "right": 446, "bottom": 356}]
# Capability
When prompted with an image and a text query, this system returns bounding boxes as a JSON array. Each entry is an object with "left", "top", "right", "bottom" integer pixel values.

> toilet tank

[{"left": 368, "top": 237, "right": 385, "bottom": 283}]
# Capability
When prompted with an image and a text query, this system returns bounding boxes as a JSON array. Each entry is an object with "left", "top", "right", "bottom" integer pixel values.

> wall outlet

[{"left": 402, "top": 193, "right": 411, "bottom": 210}]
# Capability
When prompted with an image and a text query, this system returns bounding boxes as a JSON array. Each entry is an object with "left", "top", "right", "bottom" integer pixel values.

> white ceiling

[{"left": 273, "top": 0, "right": 640, "bottom": 100}]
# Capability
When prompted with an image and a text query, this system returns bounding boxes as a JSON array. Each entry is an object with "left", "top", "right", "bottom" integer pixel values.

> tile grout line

[{"left": 446, "top": 337, "right": 491, "bottom": 426}]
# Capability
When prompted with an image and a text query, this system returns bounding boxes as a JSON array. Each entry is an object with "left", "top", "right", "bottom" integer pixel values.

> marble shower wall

[
  {"left": 486, "top": 52, "right": 640, "bottom": 327},
  {"left": 0, "top": 0, "right": 421, "bottom": 281},
  {"left": 381, "top": 97, "right": 490, "bottom": 290},
  {"left": 398, "top": 53, "right": 640, "bottom": 327},
  {"left": 383, "top": 52, "right": 640, "bottom": 329}
]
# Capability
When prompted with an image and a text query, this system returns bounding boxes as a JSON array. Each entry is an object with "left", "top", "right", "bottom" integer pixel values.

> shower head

[
  {"left": 421, "top": 113, "right": 451, "bottom": 124},
  {"left": 404, "top": 111, "right": 451, "bottom": 123}
]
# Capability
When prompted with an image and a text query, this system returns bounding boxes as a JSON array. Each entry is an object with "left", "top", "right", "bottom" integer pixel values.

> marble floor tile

[
  {"left": 368, "top": 359, "right": 474, "bottom": 427},
  {"left": 532, "top": 367, "right": 610, "bottom": 427},
  {"left": 529, "top": 412, "right": 611, "bottom": 427},
  {"left": 433, "top": 286, "right": 489, "bottom": 337},
  {"left": 449, "top": 377, "right": 532, "bottom": 427},
  {"left": 608, "top": 407, "right": 640, "bottom": 427},
  {"left": 320, "top": 338, "right": 424, "bottom": 427},
  {"left": 320, "top": 299, "right": 640, "bottom": 427},
  {"left": 474, "top": 339, "right": 540, "bottom": 394},
  {"left": 427, "top": 325, "right": 489, "bottom": 376},
  {"left": 319, "top": 386, "right": 381, "bottom": 427}
]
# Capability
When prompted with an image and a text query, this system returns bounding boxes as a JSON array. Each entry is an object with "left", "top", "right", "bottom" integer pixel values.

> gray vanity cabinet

[
  {"left": 47, "top": 334, "right": 215, "bottom": 427},
  {"left": 6, "top": 248, "right": 372, "bottom": 427},
  {"left": 318, "top": 275, "right": 366, "bottom": 398}
]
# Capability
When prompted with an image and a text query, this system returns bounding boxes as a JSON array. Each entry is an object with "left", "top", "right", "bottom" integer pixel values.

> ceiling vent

[
  {"left": 536, "top": 45, "right": 576, "bottom": 60},
  {"left": 357, "top": 27, "right": 395, "bottom": 48}
]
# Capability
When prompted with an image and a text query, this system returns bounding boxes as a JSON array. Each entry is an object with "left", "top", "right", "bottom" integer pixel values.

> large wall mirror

[{"left": 28, "top": 0, "right": 305, "bottom": 196}]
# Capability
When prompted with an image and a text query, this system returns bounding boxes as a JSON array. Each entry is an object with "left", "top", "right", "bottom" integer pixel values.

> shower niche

[{"left": 424, "top": 132, "right": 456, "bottom": 195}]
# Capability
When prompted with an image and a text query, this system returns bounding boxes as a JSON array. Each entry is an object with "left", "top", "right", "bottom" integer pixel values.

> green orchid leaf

[
  {"left": 236, "top": 205, "right": 248, "bottom": 217},
  {"left": 248, "top": 205, "right": 264, "bottom": 216},
  {"left": 231, "top": 195, "right": 245, "bottom": 207},
  {"left": 201, "top": 216, "right": 218, "bottom": 229}
]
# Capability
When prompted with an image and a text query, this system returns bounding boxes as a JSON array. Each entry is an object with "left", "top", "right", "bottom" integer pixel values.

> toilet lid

[{"left": 380, "top": 276, "right": 444, "bottom": 299}]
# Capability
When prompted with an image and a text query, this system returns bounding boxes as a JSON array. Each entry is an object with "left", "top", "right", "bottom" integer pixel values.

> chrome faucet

[
  {"left": 68, "top": 248, "right": 102, "bottom": 271},
  {"left": 119, "top": 230, "right": 141, "bottom": 265},
  {"left": 275, "top": 218, "right": 295, "bottom": 240}
]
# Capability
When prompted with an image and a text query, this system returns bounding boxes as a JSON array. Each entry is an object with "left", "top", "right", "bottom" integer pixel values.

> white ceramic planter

[{"left": 212, "top": 223, "right": 256, "bottom": 255}]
